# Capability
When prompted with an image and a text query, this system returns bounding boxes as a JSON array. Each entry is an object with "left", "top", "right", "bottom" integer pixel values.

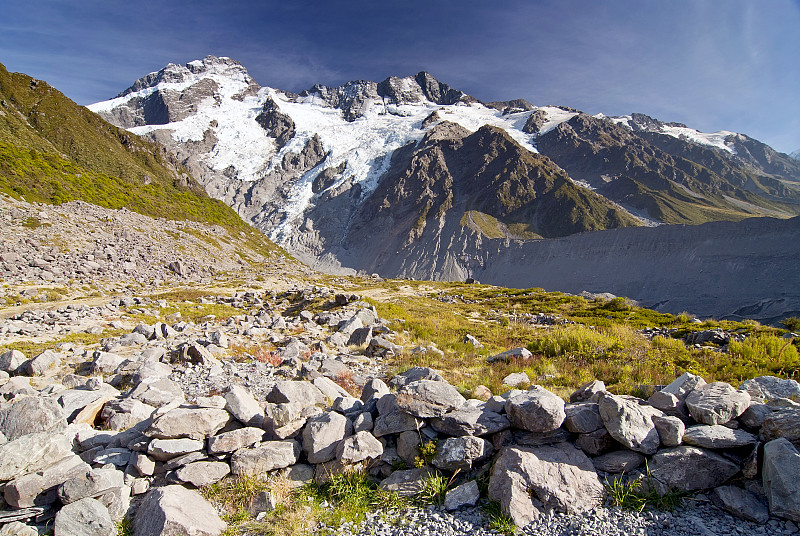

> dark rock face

[
  {"left": 522, "top": 109, "right": 548, "bottom": 134},
  {"left": 255, "top": 97, "right": 295, "bottom": 148}
]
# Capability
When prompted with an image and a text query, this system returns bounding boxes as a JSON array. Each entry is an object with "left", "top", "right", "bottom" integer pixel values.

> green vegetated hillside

[
  {"left": 537, "top": 113, "right": 800, "bottom": 224},
  {"left": 0, "top": 61, "right": 267, "bottom": 239}
]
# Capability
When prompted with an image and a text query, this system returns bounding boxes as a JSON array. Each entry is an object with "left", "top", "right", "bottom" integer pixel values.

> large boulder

[
  {"left": 684, "top": 382, "right": 751, "bottom": 425},
  {"left": 647, "top": 446, "right": 740, "bottom": 492},
  {"left": 0, "top": 350, "right": 26, "bottom": 374},
  {"left": 146, "top": 407, "right": 233, "bottom": 440},
  {"left": 396, "top": 380, "right": 466, "bottom": 418},
  {"left": 430, "top": 405, "right": 510, "bottom": 437},
  {"left": 335, "top": 431, "right": 383, "bottom": 464},
  {"left": 762, "top": 437, "right": 800, "bottom": 522},
  {"left": 230, "top": 440, "right": 300, "bottom": 476},
  {"left": 597, "top": 392, "right": 662, "bottom": 454},
  {"left": 134, "top": 485, "right": 226, "bottom": 536},
  {"left": 23, "top": 350, "right": 62, "bottom": 376},
  {"left": 225, "top": 385, "right": 264, "bottom": 427},
  {"left": 54, "top": 497, "right": 115, "bottom": 536},
  {"left": 505, "top": 386, "right": 566, "bottom": 433},
  {"left": 0, "top": 396, "right": 66, "bottom": 441},
  {"left": 488, "top": 444, "right": 604, "bottom": 526},
  {"left": 303, "top": 411, "right": 350, "bottom": 464}
]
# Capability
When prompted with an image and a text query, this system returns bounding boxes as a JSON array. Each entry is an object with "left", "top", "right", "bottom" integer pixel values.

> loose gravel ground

[{"left": 325, "top": 500, "right": 800, "bottom": 536}]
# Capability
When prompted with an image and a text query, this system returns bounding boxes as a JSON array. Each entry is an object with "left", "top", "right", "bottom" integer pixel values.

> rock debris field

[{"left": 0, "top": 196, "right": 799, "bottom": 536}]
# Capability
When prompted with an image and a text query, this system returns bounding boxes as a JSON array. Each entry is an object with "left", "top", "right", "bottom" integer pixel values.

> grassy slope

[{"left": 0, "top": 62, "right": 262, "bottom": 234}]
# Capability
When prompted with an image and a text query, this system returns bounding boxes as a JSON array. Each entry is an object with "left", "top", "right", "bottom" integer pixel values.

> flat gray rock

[
  {"left": 372, "top": 410, "right": 422, "bottom": 437},
  {"left": 396, "top": 380, "right": 466, "bottom": 418},
  {"left": 505, "top": 386, "right": 566, "bottom": 433},
  {"left": 335, "top": 430, "right": 383, "bottom": 464},
  {"left": 266, "top": 380, "right": 327, "bottom": 407},
  {"left": 129, "top": 378, "right": 185, "bottom": 408},
  {"left": 175, "top": 461, "right": 230, "bottom": 487},
  {"left": 683, "top": 424, "right": 757, "bottom": 449},
  {"left": 54, "top": 497, "right": 115, "bottom": 536},
  {"left": 207, "top": 427, "right": 264, "bottom": 454},
  {"left": 379, "top": 467, "right": 435, "bottom": 497},
  {"left": 146, "top": 407, "right": 232, "bottom": 440},
  {"left": 444, "top": 480, "right": 480, "bottom": 511},
  {"left": 58, "top": 468, "right": 124, "bottom": 505},
  {"left": 647, "top": 445, "right": 740, "bottom": 492},
  {"left": 564, "top": 403, "right": 604, "bottom": 434},
  {"left": 147, "top": 437, "right": 204, "bottom": 461},
  {"left": 0, "top": 431, "right": 72, "bottom": 481},
  {"left": 685, "top": 382, "right": 751, "bottom": 425},
  {"left": 134, "top": 485, "right": 226, "bottom": 536},
  {"left": 710, "top": 485, "right": 769, "bottom": 524},
  {"left": 430, "top": 405, "right": 510, "bottom": 437},
  {"left": 230, "top": 440, "right": 300, "bottom": 476}
]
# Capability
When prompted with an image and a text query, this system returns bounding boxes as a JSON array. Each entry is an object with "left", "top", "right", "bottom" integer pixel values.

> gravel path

[{"left": 325, "top": 501, "right": 800, "bottom": 536}]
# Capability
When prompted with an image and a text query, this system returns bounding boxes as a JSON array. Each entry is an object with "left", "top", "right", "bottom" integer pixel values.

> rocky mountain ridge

[{"left": 88, "top": 57, "right": 800, "bottom": 292}]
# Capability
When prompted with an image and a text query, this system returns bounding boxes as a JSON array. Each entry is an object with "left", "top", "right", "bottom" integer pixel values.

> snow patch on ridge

[{"left": 608, "top": 114, "right": 736, "bottom": 154}]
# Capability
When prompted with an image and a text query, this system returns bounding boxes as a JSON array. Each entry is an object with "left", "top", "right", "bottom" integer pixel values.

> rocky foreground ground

[{"left": 0, "top": 196, "right": 799, "bottom": 536}]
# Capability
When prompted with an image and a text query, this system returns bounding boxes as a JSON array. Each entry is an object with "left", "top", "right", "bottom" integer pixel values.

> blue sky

[{"left": 2, "top": 0, "right": 799, "bottom": 153}]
